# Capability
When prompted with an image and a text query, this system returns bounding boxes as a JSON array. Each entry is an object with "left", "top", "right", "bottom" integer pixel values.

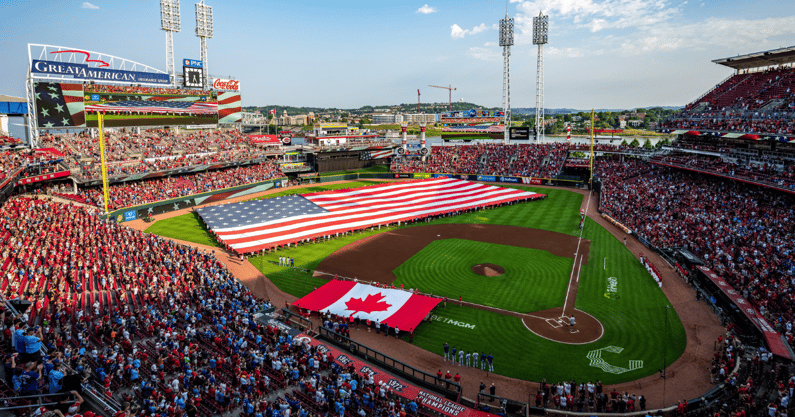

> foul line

[{"left": 562, "top": 190, "right": 592, "bottom": 316}]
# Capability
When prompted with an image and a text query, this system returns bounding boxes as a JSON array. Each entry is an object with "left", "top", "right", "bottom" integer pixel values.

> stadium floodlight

[
  {"left": 160, "top": 0, "right": 181, "bottom": 31},
  {"left": 499, "top": 14, "right": 514, "bottom": 143},
  {"left": 499, "top": 15, "right": 514, "bottom": 47},
  {"left": 161, "top": 0, "right": 181, "bottom": 87},
  {"left": 533, "top": 12, "right": 548, "bottom": 142},
  {"left": 195, "top": 0, "right": 214, "bottom": 89},
  {"left": 532, "top": 12, "right": 548, "bottom": 45}
]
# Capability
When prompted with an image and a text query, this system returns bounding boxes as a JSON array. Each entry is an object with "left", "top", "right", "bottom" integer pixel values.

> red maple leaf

[{"left": 345, "top": 293, "right": 392, "bottom": 315}]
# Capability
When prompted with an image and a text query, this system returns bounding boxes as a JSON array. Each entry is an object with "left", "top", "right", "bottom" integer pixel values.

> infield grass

[{"left": 393, "top": 239, "right": 572, "bottom": 313}]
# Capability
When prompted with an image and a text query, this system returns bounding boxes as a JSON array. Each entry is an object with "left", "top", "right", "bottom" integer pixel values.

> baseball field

[{"left": 145, "top": 180, "right": 686, "bottom": 385}]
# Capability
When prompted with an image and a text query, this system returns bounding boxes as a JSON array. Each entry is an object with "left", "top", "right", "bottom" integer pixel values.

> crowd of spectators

[
  {"left": 390, "top": 143, "right": 568, "bottom": 178},
  {"left": 1, "top": 148, "right": 67, "bottom": 182},
  {"left": 663, "top": 67, "right": 795, "bottom": 135},
  {"left": 598, "top": 159, "right": 795, "bottom": 337},
  {"left": 0, "top": 196, "right": 460, "bottom": 417},
  {"left": 650, "top": 154, "right": 795, "bottom": 190},
  {"left": 71, "top": 161, "right": 284, "bottom": 210},
  {"left": 36, "top": 129, "right": 281, "bottom": 180},
  {"left": 83, "top": 84, "right": 213, "bottom": 97}
]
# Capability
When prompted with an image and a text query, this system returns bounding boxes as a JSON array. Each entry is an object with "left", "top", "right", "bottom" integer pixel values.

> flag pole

[{"left": 98, "top": 112, "right": 110, "bottom": 214}]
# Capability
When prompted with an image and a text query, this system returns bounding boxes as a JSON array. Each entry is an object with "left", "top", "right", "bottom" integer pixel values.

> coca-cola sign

[{"left": 213, "top": 78, "right": 240, "bottom": 91}]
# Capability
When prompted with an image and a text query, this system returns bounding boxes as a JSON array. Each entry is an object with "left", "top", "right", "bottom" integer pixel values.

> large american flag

[
  {"left": 34, "top": 83, "right": 86, "bottom": 128},
  {"left": 197, "top": 178, "right": 543, "bottom": 253}
]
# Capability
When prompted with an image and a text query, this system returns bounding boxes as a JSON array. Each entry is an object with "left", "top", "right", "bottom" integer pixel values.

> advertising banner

[
  {"left": 124, "top": 210, "right": 137, "bottom": 222},
  {"left": 32, "top": 60, "right": 170, "bottom": 85},
  {"left": 394, "top": 173, "right": 413, "bottom": 179},
  {"left": 509, "top": 126, "right": 531, "bottom": 140},
  {"left": 476, "top": 175, "right": 496, "bottom": 182},
  {"left": 498, "top": 176, "right": 519, "bottom": 183},
  {"left": 212, "top": 78, "right": 240, "bottom": 91},
  {"left": 520, "top": 177, "right": 542, "bottom": 185},
  {"left": 16, "top": 170, "right": 71, "bottom": 185}
]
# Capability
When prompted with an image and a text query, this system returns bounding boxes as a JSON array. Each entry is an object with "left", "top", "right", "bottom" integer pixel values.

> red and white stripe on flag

[
  {"left": 292, "top": 280, "right": 441, "bottom": 332},
  {"left": 215, "top": 178, "right": 542, "bottom": 253}
]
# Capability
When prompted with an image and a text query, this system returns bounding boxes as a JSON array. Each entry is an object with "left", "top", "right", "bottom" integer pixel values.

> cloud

[
  {"left": 466, "top": 46, "right": 500, "bottom": 61},
  {"left": 509, "top": 0, "right": 795, "bottom": 58},
  {"left": 416, "top": 4, "right": 437, "bottom": 14},
  {"left": 450, "top": 23, "right": 490, "bottom": 39},
  {"left": 81, "top": 2, "right": 99, "bottom": 9},
  {"left": 514, "top": 0, "right": 680, "bottom": 32}
]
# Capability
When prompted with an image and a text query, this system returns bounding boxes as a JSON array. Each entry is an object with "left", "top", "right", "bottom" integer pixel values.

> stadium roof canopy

[
  {"left": 0, "top": 94, "right": 27, "bottom": 115},
  {"left": 713, "top": 46, "right": 795, "bottom": 70}
]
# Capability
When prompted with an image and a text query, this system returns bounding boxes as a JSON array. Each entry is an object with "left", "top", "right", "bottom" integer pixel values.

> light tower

[
  {"left": 160, "top": 0, "right": 181, "bottom": 87},
  {"left": 195, "top": 0, "right": 214, "bottom": 89},
  {"left": 533, "top": 12, "right": 548, "bottom": 142},
  {"left": 499, "top": 13, "right": 514, "bottom": 144}
]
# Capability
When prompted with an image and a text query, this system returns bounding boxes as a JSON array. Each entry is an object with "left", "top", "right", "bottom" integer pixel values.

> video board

[{"left": 34, "top": 82, "right": 223, "bottom": 128}]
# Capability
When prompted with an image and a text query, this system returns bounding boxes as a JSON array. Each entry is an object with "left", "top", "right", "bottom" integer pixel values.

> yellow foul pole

[
  {"left": 589, "top": 109, "right": 595, "bottom": 189},
  {"left": 97, "top": 112, "right": 110, "bottom": 214}
]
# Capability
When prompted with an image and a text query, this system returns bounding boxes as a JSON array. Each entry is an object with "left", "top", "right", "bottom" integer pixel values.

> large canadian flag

[{"left": 292, "top": 280, "right": 441, "bottom": 332}]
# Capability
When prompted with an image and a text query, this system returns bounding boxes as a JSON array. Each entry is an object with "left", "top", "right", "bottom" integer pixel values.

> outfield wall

[{"left": 106, "top": 177, "right": 288, "bottom": 222}]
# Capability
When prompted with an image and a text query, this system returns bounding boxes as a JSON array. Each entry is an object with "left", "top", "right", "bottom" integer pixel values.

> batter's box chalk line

[{"left": 545, "top": 318, "right": 563, "bottom": 328}]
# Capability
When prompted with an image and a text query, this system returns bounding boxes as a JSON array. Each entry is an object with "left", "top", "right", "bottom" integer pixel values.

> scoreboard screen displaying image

[{"left": 183, "top": 66, "right": 204, "bottom": 88}]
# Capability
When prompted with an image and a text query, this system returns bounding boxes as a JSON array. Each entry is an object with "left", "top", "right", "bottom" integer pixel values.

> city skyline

[{"left": 1, "top": 0, "right": 795, "bottom": 111}]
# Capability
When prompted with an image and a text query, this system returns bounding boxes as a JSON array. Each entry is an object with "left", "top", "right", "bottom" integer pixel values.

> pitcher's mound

[{"left": 472, "top": 263, "right": 505, "bottom": 277}]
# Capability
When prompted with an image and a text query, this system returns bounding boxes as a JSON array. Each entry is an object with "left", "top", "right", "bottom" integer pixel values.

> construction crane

[
  {"left": 428, "top": 84, "right": 457, "bottom": 111},
  {"left": 417, "top": 89, "right": 421, "bottom": 113}
]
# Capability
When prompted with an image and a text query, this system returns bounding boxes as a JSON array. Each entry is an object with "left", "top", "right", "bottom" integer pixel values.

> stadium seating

[
  {"left": 662, "top": 67, "right": 795, "bottom": 135},
  {"left": 390, "top": 143, "right": 567, "bottom": 178},
  {"left": 597, "top": 158, "right": 795, "bottom": 332},
  {"left": 72, "top": 161, "right": 284, "bottom": 210}
]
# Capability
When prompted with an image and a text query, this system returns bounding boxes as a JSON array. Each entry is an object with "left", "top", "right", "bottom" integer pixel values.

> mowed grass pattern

[
  {"left": 393, "top": 239, "right": 572, "bottom": 313},
  {"left": 144, "top": 212, "right": 220, "bottom": 247},
  {"left": 425, "top": 186, "right": 583, "bottom": 235}
]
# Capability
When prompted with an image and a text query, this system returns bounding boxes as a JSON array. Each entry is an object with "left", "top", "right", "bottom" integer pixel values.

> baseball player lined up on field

[
  {"left": 458, "top": 349, "right": 464, "bottom": 365},
  {"left": 452, "top": 346, "right": 457, "bottom": 364},
  {"left": 443, "top": 343, "right": 450, "bottom": 361}
]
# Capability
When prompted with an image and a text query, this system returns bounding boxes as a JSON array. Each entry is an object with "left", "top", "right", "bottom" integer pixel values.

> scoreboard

[{"left": 182, "top": 58, "right": 204, "bottom": 88}]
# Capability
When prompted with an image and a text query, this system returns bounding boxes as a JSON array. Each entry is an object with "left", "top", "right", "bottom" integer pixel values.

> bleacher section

[
  {"left": 661, "top": 48, "right": 795, "bottom": 136},
  {"left": 390, "top": 143, "right": 568, "bottom": 178}
]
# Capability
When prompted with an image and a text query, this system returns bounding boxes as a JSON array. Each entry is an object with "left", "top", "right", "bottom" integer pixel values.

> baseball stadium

[{"left": 1, "top": 3, "right": 794, "bottom": 417}]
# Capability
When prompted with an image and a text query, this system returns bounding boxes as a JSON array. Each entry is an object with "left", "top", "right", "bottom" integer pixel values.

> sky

[{"left": 1, "top": 0, "right": 795, "bottom": 110}]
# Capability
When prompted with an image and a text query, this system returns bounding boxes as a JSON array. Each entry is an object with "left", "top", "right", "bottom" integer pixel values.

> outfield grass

[
  {"left": 393, "top": 239, "right": 572, "bottom": 313},
  {"left": 144, "top": 212, "right": 220, "bottom": 247}
]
